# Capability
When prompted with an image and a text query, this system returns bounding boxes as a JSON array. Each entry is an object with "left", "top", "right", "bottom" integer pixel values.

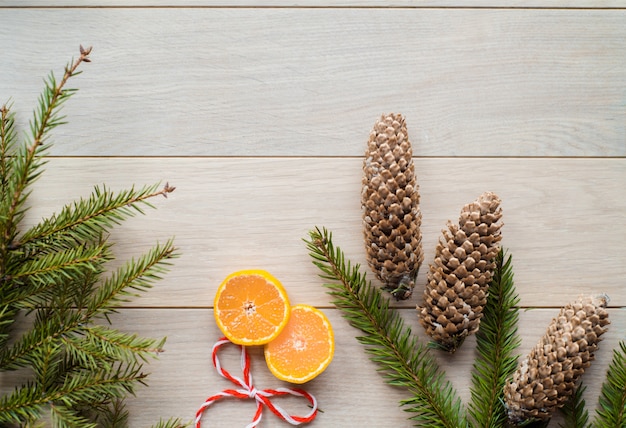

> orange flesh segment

[
  {"left": 264, "top": 305, "right": 334, "bottom": 384},
  {"left": 214, "top": 271, "right": 290, "bottom": 345}
]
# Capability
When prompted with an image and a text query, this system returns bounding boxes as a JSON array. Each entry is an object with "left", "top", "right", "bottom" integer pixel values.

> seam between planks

[
  {"left": 36, "top": 155, "right": 626, "bottom": 160},
  {"left": 0, "top": 5, "right": 625, "bottom": 9}
]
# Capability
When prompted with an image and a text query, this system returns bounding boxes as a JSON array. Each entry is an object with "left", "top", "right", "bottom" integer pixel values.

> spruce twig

[
  {"left": 0, "top": 45, "right": 91, "bottom": 265},
  {"left": 468, "top": 249, "right": 521, "bottom": 427},
  {"left": 559, "top": 384, "right": 590, "bottom": 428},
  {"left": 306, "top": 226, "right": 467, "bottom": 428},
  {"left": 592, "top": 340, "right": 626, "bottom": 428},
  {"left": 14, "top": 182, "right": 175, "bottom": 253},
  {"left": 153, "top": 418, "right": 192, "bottom": 428},
  {"left": 80, "top": 398, "right": 130, "bottom": 428},
  {"left": 0, "top": 46, "right": 186, "bottom": 427},
  {"left": 0, "top": 102, "right": 17, "bottom": 188}
]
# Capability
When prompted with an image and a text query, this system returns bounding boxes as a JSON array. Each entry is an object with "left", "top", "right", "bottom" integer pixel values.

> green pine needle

[
  {"left": 152, "top": 418, "right": 193, "bottom": 428},
  {"left": 306, "top": 226, "right": 467, "bottom": 428},
  {"left": 5, "top": 243, "right": 112, "bottom": 309},
  {"left": 559, "top": 384, "right": 591, "bottom": 428},
  {"left": 17, "top": 183, "right": 168, "bottom": 254},
  {"left": 0, "top": 52, "right": 86, "bottom": 254},
  {"left": 306, "top": 227, "right": 626, "bottom": 428},
  {"left": 50, "top": 403, "right": 97, "bottom": 428},
  {"left": 0, "top": 46, "right": 180, "bottom": 427},
  {"left": 89, "top": 239, "right": 177, "bottom": 318},
  {"left": 79, "top": 398, "right": 130, "bottom": 428},
  {"left": 0, "top": 102, "right": 18, "bottom": 188},
  {"left": 468, "top": 249, "right": 521, "bottom": 427},
  {"left": 593, "top": 340, "right": 626, "bottom": 428}
]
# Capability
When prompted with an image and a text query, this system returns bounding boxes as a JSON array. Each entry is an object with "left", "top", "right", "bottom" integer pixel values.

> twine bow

[{"left": 195, "top": 337, "right": 318, "bottom": 427}]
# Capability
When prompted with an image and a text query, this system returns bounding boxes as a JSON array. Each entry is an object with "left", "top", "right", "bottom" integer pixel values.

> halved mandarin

[
  {"left": 214, "top": 270, "right": 290, "bottom": 346},
  {"left": 264, "top": 304, "right": 334, "bottom": 384}
]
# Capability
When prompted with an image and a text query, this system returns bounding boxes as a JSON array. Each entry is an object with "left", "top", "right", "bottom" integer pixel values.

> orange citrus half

[
  {"left": 214, "top": 270, "right": 291, "bottom": 346},
  {"left": 264, "top": 304, "right": 334, "bottom": 384}
]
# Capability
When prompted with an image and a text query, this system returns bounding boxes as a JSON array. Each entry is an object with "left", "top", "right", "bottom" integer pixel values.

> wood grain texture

[
  {"left": 109, "top": 308, "right": 623, "bottom": 427},
  {"left": 21, "top": 157, "right": 626, "bottom": 308},
  {"left": 2, "top": 4, "right": 625, "bottom": 427},
  {"left": 2, "top": 1, "right": 626, "bottom": 7},
  {"left": 2, "top": 308, "right": 623, "bottom": 426},
  {"left": 0, "top": 8, "right": 624, "bottom": 156}
]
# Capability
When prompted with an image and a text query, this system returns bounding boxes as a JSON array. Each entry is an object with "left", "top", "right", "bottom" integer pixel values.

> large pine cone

[
  {"left": 362, "top": 113, "right": 423, "bottom": 300},
  {"left": 504, "top": 295, "right": 610, "bottom": 425},
  {"left": 418, "top": 191, "right": 503, "bottom": 352}
]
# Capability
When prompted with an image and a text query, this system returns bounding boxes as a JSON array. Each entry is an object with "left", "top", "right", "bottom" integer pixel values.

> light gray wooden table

[{"left": 1, "top": 2, "right": 624, "bottom": 426}]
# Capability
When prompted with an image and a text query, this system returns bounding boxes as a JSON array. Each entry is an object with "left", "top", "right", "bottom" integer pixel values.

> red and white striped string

[{"left": 195, "top": 337, "right": 318, "bottom": 428}]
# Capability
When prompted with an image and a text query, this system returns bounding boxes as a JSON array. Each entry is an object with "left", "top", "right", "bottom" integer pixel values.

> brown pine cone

[
  {"left": 504, "top": 295, "right": 610, "bottom": 425},
  {"left": 418, "top": 191, "right": 503, "bottom": 352},
  {"left": 361, "top": 113, "right": 423, "bottom": 300}
]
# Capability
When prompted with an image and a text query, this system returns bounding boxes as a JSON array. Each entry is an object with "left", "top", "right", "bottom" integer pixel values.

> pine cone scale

[
  {"left": 362, "top": 113, "right": 423, "bottom": 300},
  {"left": 503, "top": 295, "right": 610, "bottom": 425},
  {"left": 418, "top": 191, "right": 503, "bottom": 352}
]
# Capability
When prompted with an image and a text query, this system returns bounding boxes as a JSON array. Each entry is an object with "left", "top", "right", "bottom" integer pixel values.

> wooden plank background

[{"left": 1, "top": 2, "right": 624, "bottom": 427}]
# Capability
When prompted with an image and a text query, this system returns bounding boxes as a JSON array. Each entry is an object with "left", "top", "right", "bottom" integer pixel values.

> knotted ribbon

[{"left": 195, "top": 337, "right": 318, "bottom": 427}]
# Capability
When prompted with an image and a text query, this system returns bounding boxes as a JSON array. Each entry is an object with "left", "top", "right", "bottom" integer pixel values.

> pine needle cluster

[
  {"left": 306, "top": 226, "right": 625, "bottom": 428},
  {"left": 557, "top": 340, "right": 626, "bottom": 428},
  {"left": 306, "top": 228, "right": 466, "bottom": 428},
  {"left": 0, "top": 47, "right": 188, "bottom": 427},
  {"left": 468, "top": 250, "right": 520, "bottom": 427}
]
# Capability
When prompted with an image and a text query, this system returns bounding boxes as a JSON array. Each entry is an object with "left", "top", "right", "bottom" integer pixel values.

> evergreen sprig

[
  {"left": 593, "top": 340, "right": 626, "bottom": 428},
  {"left": 16, "top": 183, "right": 174, "bottom": 255},
  {"left": 0, "top": 46, "right": 189, "bottom": 427},
  {"left": 559, "top": 384, "right": 590, "bottom": 428},
  {"left": 305, "top": 227, "right": 467, "bottom": 428},
  {"left": 557, "top": 355, "right": 626, "bottom": 428},
  {"left": 468, "top": 249, "right": 521, "bottom": 427},
  {"left": 307, "top": 226, "right": 625, "bottom": 428},
  {"left": 0, "top": 46, "right": 89, "bottom": 260}
]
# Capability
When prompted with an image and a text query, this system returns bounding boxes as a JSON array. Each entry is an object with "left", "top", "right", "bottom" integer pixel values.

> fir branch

[
  {"left": 16, "top": 248, "right": 111, "bottom": 312},
  {"left": 60, "top": 333, "right": 113, "bottom": 372},
  {"left": 0, "top": 308, "right": 75, "bottom": 370},
  {"left": 88, "top": 239, "right": 177, "bottom": 319},
  {"left": 0, "top": 305, "right": 13, "bottom": 349},
  {"left": 55, "top": 361, "right": 148, "bottom": 405},
  {"left": 559, "top": 383, "right": 590, "bottom": 428},
  {"left": 0, "top": 102, "right": 18, "bottom": 189},
  {"left": 80, "top": 400, "right": 191, "bottom": 428},
  {"left": 0, "top": 102, "right": 18, "bottom": 281},
  {"left": 468, "top": 249, "right": 521, "bottom": 427},
  {"left": 0, "top": 46, "right": 179, "bottom": 427},
  {"left": 15, "top": 182, "right": 176, "bottom": 253},
  {"left": 0, "top": 241, "right": 175, "bottom": 370},
  {"left": 305, "top": 226, "right": 467, "bottom": 428},
  {"left": 33, "top": 339, "right": 62, "bottom": 395},
  {"left": 79, "top": 398, "right": 129, "bottom": 428},
  {"left": 64, "top": 325, "right": 166, "bottom": 368},
  {"left": 50, "top": 403, "right": 97, "bottom": 428},
  {"left": 0, "top": 46, "right": 92, "bottom": 263},
  {"left": 152, "top": 418, "right": 192, "bottom": 428},
  {"left": 593, "top": 340, "right": 626, "bottom": 428},
  {"left": 0, "top": 380, "right": 45, "bottom": 425},
  {"left": 5, "top": 243, "right": 112, "bottom": 308},
  {"left": 0, "top": 361, "right": 147, "bottom": 424},
  {"left": 6, "top": 243, "right": 111, "bottom": 314}
]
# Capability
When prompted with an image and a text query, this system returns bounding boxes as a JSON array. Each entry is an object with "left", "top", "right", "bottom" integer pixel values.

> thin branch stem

[
  {"left": 1, "top": 46, "right": 92, "bottom": 262},
  {"left": 12, "top": 182, "right": 175, "bottom": 251},
  {"left": 0, "top": 104, "right": 11, "bottom": 181},
  {"left": 307, "top": 227, "right": 466, "bottom": 428},
  {"left": 468, "top": 250, "right": 521, "bottom": 427}
]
